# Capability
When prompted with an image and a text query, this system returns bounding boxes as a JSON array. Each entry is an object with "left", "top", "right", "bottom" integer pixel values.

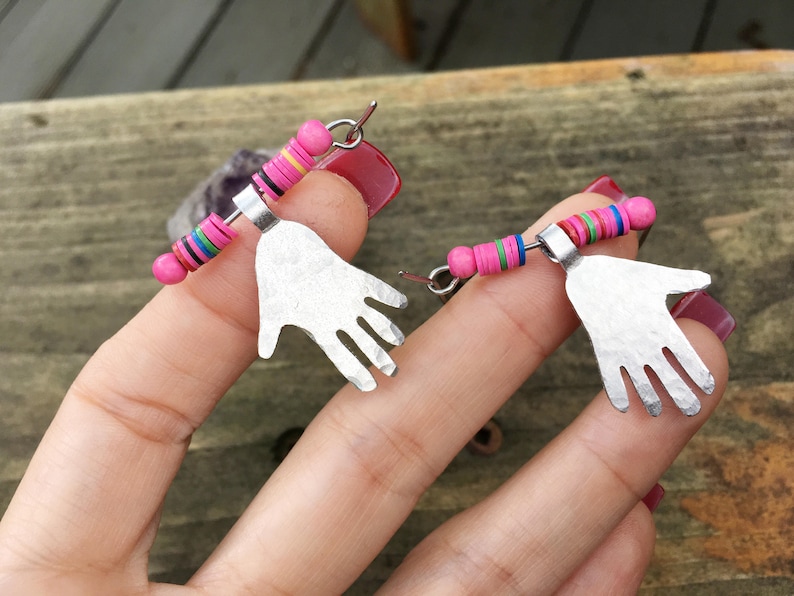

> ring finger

[{"left": 188, "top": 192, "right": 713, "bottom": 593}]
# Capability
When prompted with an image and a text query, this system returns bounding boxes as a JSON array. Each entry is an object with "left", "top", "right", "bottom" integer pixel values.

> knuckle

[
  {"left": 70, "top": 381, "right": 198, "bottom": 447},
  {"left": 323, "top": 406, "right": 438, "bottom": 503}
]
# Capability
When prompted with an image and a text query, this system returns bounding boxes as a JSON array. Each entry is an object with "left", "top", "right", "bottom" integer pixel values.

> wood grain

[
  {"left": 53, "top": 0, "right": 226, "bottom": 98},
  {"left": 703, "top": 0, "right": 794, "bottom": 52},
  {"left": 353, "top": 0, "right": 416, "bottom": 60},
  {"left": 570, "top": 0, "right": 711, "bottom": 60},
  {"left": 175, "top": 0, "right": 340, "bottom": 88},
  {"left": 0, "top": 51, "right": 792, "bottom": 593},
  {"left": 437, "top": 0, "right": 587, "bottom": 68},
  {"left": 298, "top": 0, "right": 461, "bottom": 80},
  {"left": 0, "top": 0, "right": 117, "bottom": 101}
]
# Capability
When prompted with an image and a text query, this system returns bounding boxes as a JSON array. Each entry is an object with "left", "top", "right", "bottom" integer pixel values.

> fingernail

[
  {"left": 581, "top": 175, "right": 629, "bottom": 203},
  {"left": 641, "top": 483, "right": 665, "bottom": 513},
  {"left": 671, "top": 290, "right": 736, "bottom": 343},
  {"left": 315, "top": 141, "right": 402, "bottom": 219}
]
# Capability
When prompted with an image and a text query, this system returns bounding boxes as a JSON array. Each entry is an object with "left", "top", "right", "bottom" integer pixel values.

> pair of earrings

[
  {"left": 153, "top": 103, "right": 715, "bottom": 416},
  {"left": 153, "top": 102, "right": 406, "bottom": 392}
]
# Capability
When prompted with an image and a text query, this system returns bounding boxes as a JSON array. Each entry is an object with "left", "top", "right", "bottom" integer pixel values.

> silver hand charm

[
  {"left": 234, "top": 185, "right": 407, "bottom": 391},
  {"left": 538, "top": 224, "right": 714, "bottom": 416}
]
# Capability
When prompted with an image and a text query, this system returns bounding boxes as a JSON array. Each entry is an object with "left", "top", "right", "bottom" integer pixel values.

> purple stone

[{"left": 167, "top": 148, "right": 274, "bottom": 242}]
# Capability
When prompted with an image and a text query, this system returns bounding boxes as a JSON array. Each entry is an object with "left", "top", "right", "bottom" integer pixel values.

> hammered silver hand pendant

[
  {"left": 537, "top": 224, "right": 714, "bottom": 416},
  {"left": 234, "top": 184, "right": 407, "bottom": 391}
]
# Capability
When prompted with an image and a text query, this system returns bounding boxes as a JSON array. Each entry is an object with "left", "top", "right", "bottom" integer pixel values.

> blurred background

[{"left": 1, "top": 0, "right": 792, "bottom": 103}]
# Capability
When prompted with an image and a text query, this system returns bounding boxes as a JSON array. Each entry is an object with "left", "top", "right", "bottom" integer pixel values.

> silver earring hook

[
  {"left": 399, "top": 239, "right": 545, "bottom": 298},
  {"left": 224, "top": 102, "right": 380, "bottom": 226},
  {"left": 325, "top": 100, "right": 378, "bottom": 150},
  {"left": 399, "top": 265, "right": 461, "bottom": 297}
]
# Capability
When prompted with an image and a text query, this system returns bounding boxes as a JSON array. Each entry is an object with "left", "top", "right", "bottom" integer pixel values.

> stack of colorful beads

[
  {"left": 447, "top": 234, "right": 526, "bottom": 279},
  {"left": 555, "top": 196, "right": 655, "bottom": 247},
  {"left": 252, "top": 120, "right": 333, "bottom": 202},
  {"left": 471, "top": 234, "right": 526, "bottom": 276},
  {"left": 446, "top": 196, "right": 656, "bottom": 280},
  {"left": 152, "top": 213, "right": 238, "bottom": 284},
  {"left": 152, "top": 120, "right": 335, "bottom": 285}
]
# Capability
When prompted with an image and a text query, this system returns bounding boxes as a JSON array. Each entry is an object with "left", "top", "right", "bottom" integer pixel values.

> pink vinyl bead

[
  {"left": 474, "top": 242, "right": 501, "bottom": 276},
  {"left": 297, "top": 120, "right": 333, "bottom": 156},
  {"left": 590, "top": 208, "right": 607, "bottom": 239},
  {"left": 252, "top": 172, "right": 281, "bottom": 201},
  {"left": 568, "top": 216, "right": 589, "bottom": 245},
  {"left": 185, "top": 233, "right": 211, "bottom": 264},
  {"left": 287, "top": 138, "right": 315, "bottom": 171},
  {"left": 170, "top": 241, "right": 196, "bottom": 271},
  {"left": 152, "top": 253, "right": 188, "bottom": 285},
  {"left": 263, "top": 160, "right": 296, "bottom": 189},
  {"left": 175, "top": 240, "right": 202, "bottom": 270},
  {"left": 199, "top": 216, "right": 231, "bottom": 249},
  {"left": 448, "top": 246, "right": 477, "bottom": 278},
  {"left": 206, "top": 212, "right": 238, "bottom": 240},
  {"left": 271, "top": 154, "right": 302, "bottom": 184},
  {"left": 503, "top": 234, "right": 520, "bottom": 269}
]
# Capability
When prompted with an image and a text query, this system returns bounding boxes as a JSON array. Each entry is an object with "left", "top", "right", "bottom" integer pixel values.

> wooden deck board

[
  {"left": 0, "top": 0, "right": 17, "bottom": 20},
  {"left": 0, "top": 52, "right": 792, "bottom": 591},
  {"left": 0, "top": 0, "right": 117, "bottom": 101},
  {"left": 53, "top": 0, "right": 225, "bottom": 98},
  {"left": 703, "top": 0, "right": 794, "bottom": 51},
  {"left": 0, "top": 0, "right": 793, "bottom": 102},
  {"left": 570, "top": 0, "right": 711, "bottom": 60},
  {"left": 297, "top": 0, "right": 461, "bottom": 80},
  {"left": 176, "top": 0, "right": 339, "bottom": 89},
  {"left": 436, "top": 0, "right": 587, "bottom": 69}
]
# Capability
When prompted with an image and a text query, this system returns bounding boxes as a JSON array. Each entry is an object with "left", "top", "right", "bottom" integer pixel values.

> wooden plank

[
  {"left": 175, "top": 0, "right": 338, "bottom": 88},
  {"left": 299, "top": 0, "right": 459, "bottom": 79},
  {"left": 569, "top": 0, "right": 710, "bottom": 60},
  {"left": 702, "top": 0, "right": 794, "bottom": 51},
  {"left": 353, "top": 0, "right": 415, "bottom": 60},
  {"left": 52, "top": 0, "right": 225, "bottom": 98},
  {"left": 0, "top": 0, "right": 16, "bottom": 20},
  {"left": 437, "top": 0, "right": 587, "bottom": 69},
  {"left": 0, "top": 0, "right": 117, "bottom": 102},
  {"left": 0, "top": 51, "right": 793, "bottom": 591}
]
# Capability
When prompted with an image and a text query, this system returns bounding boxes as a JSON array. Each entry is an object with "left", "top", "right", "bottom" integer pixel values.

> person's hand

[{"left": 0, "top": 171, "right": 728, "bottom": 594}]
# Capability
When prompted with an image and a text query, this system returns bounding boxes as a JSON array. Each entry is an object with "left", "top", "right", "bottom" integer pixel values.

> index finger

[{"left": 0, "top": 170, "right": 369, "bottom": 572}]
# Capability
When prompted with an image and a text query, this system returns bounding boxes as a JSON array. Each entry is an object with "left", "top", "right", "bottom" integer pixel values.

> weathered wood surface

[
  {"left": 3, "top": 0, "right": 794, "bottom": 102},
  {"left": 0, "top": 51, "right": 792, "bottom": 593}
]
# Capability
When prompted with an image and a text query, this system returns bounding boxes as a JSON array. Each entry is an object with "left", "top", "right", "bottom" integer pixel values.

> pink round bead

[
  {"left": 153, "top": 253, "right": 188, "bottom": 284},
  {"left": 296, "top": 120, "right": 333, "bottom": 156},
  {"left": 448, "top": 246, "right": 477, "bottom": 278},
  {"left": 624, "top": 196, "right": 656, "bottom": 230}
]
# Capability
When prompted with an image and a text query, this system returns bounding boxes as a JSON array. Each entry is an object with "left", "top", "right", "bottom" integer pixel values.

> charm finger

[
  {"left": 316, "top": 333, "right": 378, "bottom": 392},
  {"left": 344, "top": 324, "right": 399, "bottom": 377},
  {"left": 380, "top": 321, "right": 727, "bottom": 594},
  {"left": 360, "top": 306, "right": 405, "bottom": 346}
]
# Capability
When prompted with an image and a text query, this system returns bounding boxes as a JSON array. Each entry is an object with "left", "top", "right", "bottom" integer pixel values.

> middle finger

[{"left": 190, "top": 192, "right": 638, "bottom": 593}]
